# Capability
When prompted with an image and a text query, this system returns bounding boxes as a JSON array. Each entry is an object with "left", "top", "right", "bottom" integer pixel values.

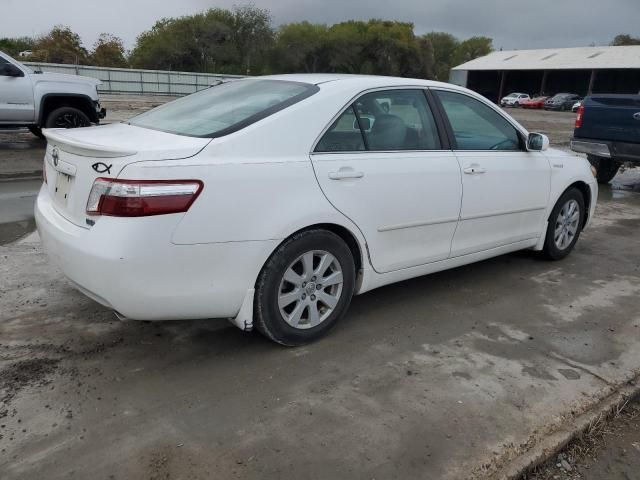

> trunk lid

[{"left": 43, "top": 123, "right": 210, "bottom": 228}]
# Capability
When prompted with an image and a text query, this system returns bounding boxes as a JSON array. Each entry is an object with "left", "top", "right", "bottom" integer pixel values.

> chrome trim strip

[
  {"left": 378, "top": 217, "right": 459, "bottom": 232},
  {"left": 461, "top": 206, "right": 546, "bottom": 221}
]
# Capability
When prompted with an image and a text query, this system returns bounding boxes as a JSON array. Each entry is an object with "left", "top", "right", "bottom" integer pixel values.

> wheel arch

[
  {"left": 256, "top": 222, "right": 366, "bottom": 291},
  {"left": 39, "top": 93, "right": 97, "bottom": 125},
  {"left": 565, "top": 180, "right": 592, "bottom": 229}
]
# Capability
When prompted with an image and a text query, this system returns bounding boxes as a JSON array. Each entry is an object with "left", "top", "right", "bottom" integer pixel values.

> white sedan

[
  {"left": 500, "top": 92, "right": 530, "bottom": 107},
  {"left": 36, "top": 75, "right": 598, "bottom": 345}
]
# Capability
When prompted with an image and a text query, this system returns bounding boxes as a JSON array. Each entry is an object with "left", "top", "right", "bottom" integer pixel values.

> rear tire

[
  {"left": 542, "top": 188, "right": 585, "bottom": 260},
  {"left": 587, "top": 155, "right": 621, "bottom": 184},
  {"left": 44, "top": 107, "right": 91, "bottom": 129},
  {"left": 254, "top": 229, "right": 355, "bottom": 346}
]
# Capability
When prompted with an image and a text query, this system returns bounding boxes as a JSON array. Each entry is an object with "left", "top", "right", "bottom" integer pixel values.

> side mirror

[
  {"left": 527, "top": 132, "right": 549, "bottom": 152},
  {"left": 0, "top": 63, "right": 24, "bottom": 77}
]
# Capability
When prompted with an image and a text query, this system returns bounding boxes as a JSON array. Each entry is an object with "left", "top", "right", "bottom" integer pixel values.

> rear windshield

[{"left": 128, "top": 79, "right": 318, "bottom": 138}]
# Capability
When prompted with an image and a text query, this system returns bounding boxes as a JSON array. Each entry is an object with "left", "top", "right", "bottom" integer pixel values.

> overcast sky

[{"left": 2, "top": 0, "right": 638, "bottom": 51}]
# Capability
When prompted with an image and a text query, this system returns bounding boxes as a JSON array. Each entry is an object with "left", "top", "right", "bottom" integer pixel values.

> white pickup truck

[{"left": 0, "top": 51, "right": 105, "bottom": 138}]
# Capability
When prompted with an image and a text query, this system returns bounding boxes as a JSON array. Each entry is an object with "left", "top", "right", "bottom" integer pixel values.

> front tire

[
  {"left": 587, "top": 155, "right": 621, "bottom": 184},
  {"left": 254, "top": 229, "right": 356, "bottom": 346},
  {"left": 542, "top": 188, "right": 585, "bottom": 260},
  {"left": 44, "top": 107, "right": 91, "bottom": 129}
]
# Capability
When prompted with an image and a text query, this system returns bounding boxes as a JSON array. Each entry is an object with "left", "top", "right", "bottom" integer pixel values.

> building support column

[
  {"left": 498, "top": 71, "right": 506, "bottom": 103},
  {"left": 587, "top": 69, "right": 597, "bottom": 95},
  {"left": 540, "top": 70, "right": 548, "bottom": 95}
]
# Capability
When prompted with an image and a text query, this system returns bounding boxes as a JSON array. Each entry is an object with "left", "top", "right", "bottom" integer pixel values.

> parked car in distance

[
  {"left": 501, "top": 92, "right": 530, "bottom": 107},
  {"left": 0, "top": 50, "right": 105, "bottom": 138},
  {"left": 521, "top": 96, "right": 549, "bottom": 109},
  {"left": 571, "top": 94, "right": 640, "bottom": 183},
  {"left": 36, "top": 74, "right": 598, "bottom": 346},
  {"left": 571, "top": 100, "right": 582, "bottom": 113},
  {"left": 544, "top": 93, "right": 581, "bottom": 111}
]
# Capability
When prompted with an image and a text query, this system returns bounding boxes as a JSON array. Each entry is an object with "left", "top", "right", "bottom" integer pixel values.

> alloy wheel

[
  {"left": 278, "top": 250, "right": 344, "bottom": 329},
  {"left": 554, "top": 199, "right": 580, "bottom": 250}
]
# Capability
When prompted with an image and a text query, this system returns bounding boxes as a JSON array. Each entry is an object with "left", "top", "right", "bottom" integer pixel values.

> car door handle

[
  {"left": 463, "top": 165, "right": 486, "bottom": 174},
  {"left": 328, "top": 169, "right": 364, "bottom": 180}
]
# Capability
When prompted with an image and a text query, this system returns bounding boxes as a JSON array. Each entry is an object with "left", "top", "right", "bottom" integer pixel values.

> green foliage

[
  {"left": 611, "top": 34, "right": 640, "bottom": 46},
  {"left": 451, "top": 36, "right": 493, "bottom": 67},
  {"left": 0, "top": 37, "right": 34, "bottom": 57},
  {"left": 1, "top": 8, "right": 495, "bottom": 79},
  {"left": 422, "top": 32, "right": 458, "bottom": 81},
  {"left": 90, "top": 34, "right": 128, "bottom": 68}
]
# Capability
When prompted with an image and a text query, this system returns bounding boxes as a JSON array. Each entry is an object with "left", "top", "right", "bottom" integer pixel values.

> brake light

[
  {"left": 86, "top": 178, "right": 203, "bottom": 217},
  {"left": 575, "top": 105, "right": 584, "bottom": 129}
]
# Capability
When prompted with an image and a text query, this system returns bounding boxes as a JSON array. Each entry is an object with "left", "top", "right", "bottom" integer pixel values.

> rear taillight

[
  {"left": 575, "top": 105, "right": 585, "bottom": 129},
  {"left": 86, "top": 178, "right": 203, "bottom": 217}
]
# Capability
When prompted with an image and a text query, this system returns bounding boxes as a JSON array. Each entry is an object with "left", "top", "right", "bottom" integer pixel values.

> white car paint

[
  {"left": 35, "top": 74, "right": 597, "bottom": 334},
  {"left": 500, "top": 92, "right": 530, "bottom": 107},
  {"left": 0, "top": 50, "right": 101, "bottom": 125}
]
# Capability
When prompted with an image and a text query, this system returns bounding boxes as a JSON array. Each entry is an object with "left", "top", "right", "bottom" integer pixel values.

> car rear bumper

[
  {"left": 570, "top": 139, "right": 611, "bottom": 158},
  {"left": 571, "top": 137, "right": 640, "bottom": 163},
  {"left": 35, "top": 186, "right": 276, "bottom": 320}
]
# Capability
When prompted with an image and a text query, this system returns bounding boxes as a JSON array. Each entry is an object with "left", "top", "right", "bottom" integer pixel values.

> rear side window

[
  {"left": 129, "top": 79, "right": 318, "bottom": 138},
  {"left": 435, "top": 90, "right": 521, "bottom": 151},
  {"left": 315, "top": 89, "right": 441, "bottom": 152}
]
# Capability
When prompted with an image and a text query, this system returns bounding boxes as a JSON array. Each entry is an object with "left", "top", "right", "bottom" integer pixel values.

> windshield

[
  {"left": 129, "top": 79, "right": 318, "bottom": 138},
  {"left": 0, "top": 52, "right": 32, "bottom": 74},
  {"left": 506, "top": 93, "right": 518, "bottom": 98}
]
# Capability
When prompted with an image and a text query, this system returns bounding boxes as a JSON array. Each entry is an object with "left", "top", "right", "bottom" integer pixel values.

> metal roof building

[{"left": 450, "top": 46, "right": 640, "bottom": 102}]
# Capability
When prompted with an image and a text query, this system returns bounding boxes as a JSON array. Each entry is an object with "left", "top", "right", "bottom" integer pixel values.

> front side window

[
  {"left": 129, "top": 79, "right": 318, "bottom": 138},
  {"left": 435, "top": 90, "right": 521, "bottom": 151}
]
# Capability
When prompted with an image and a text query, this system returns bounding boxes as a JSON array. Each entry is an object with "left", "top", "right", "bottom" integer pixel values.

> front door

[
  {"left": 311, "top": 88, "right": 462, "bottom": 273},
  {"left": 433, "top": 89, "right": 551, "bottom": 257},
  {"left": 0, "top": 56, "right": 34, "bottom": 123}
]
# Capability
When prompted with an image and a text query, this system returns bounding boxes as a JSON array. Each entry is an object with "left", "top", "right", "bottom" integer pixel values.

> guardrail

[{"left": 23, "top": 62, "right": 245, "bottom": 96}]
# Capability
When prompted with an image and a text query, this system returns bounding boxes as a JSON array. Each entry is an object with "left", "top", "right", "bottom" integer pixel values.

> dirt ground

[
  {"left": 525, "top": 397, "right": 640, "bottom": 479},
  {"left": 1, "top": 98, "right": 640, "bottom": 480}
]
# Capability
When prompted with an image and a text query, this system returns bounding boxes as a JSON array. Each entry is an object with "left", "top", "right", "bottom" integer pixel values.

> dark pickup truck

[{"left": 571, "top": 94, "right": 640, "bottom": 184}]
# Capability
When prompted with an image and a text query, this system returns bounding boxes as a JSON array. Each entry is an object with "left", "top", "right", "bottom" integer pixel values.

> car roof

[{"left": 253, "top": 73, "right": 454, "bottom": 90}]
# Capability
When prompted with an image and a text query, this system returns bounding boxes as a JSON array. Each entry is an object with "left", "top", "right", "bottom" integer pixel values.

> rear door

[
  {"left": 0, "top": 55, "right": 35, "bottom": 123},
  {"left": 311, "top": 88, "right": 462, "bottom": 273},
  {"left": 433, "top": 88, "right": 550, "bottom": 257}
]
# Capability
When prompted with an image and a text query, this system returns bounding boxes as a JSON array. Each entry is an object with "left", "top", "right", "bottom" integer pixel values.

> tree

[
  {"left": 452, "top": 36, "right": 493, "bottom": 67},
  {"left": 129, "top": 7, "right": 274, "bottom": 74},
  {"left": 90, "top": 33, "right": 127, "bottom": 67},
  {"left": 611, "top": 34, "right": 640, "bottom": 46},
  {"left": 0, "top": 37, "right": 34, "bottom": 57},
  {"left": 423, "top": 32, "right": 458, "bottom": 81},
  {"left": 231, "top": 5, "right": 274, "bottom": 74},
  {"left": 31, "top": 26, "right": 88, "bottom": 64},
  {"left": 271, "top": 22, "right": 330, "bottom": 73}
]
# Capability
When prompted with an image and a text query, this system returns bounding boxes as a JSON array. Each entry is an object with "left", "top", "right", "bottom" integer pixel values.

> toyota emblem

[{"left": 52, "top": 147, "right": 59, "bottom": 167}]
